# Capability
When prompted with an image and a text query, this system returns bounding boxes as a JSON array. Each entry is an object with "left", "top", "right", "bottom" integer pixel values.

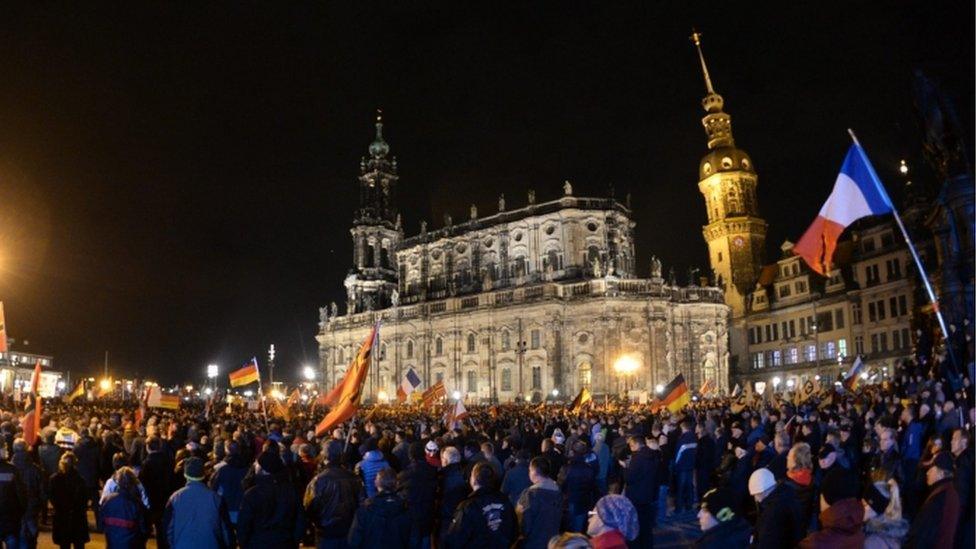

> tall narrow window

[
  {"left": 531, "top": 366, "right": 542, "bottom": 390},
  {"left": 501, "top": 369, "right": 512, "bottom": 391},
  {"left": 467, "top": 333, "right": 476, "bottom": 353}
]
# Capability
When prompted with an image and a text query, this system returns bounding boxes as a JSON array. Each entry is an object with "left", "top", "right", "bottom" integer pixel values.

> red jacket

[
  {"left": 591, "top": 529, "right": 628, "bottom": 549},
  {"left": 799, "top": 498, "right": 864, "bottom": 549}
]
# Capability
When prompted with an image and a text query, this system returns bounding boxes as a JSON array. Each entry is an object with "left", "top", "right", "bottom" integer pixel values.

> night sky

[{"left": 0, "top": 4, "right": 971, "bottom": 384}]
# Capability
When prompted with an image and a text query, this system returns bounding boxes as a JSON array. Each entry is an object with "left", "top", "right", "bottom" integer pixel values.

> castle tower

[
  {"left": 345, "top": 110, "right": 402, "bottom": 313},
  {"left": 691, "top": 31, "right": 767, "bottom": 316}
]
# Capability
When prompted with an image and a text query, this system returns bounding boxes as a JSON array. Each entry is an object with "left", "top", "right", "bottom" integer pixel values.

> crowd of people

[{"left": 0, "top": 354, "right": 973, "bottom": 549}]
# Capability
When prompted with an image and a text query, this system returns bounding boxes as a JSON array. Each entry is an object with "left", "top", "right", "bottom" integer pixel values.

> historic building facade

[
  {"left": 693, "top": 37, "right": 973, "bottom": 388},
  {"left": 317, "top": 115, "right": 730, "bottom": 403}
]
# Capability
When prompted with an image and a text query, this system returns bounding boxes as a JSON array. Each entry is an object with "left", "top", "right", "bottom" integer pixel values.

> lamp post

[
  {"left": 268, "top": 344, "right": 276, "bottom": 386},
  {"left": 613, "top": 354, "right": 639, "bottom": 402},
  {"left": 207, "top": 364, "right": 218, "bottom": 392}
]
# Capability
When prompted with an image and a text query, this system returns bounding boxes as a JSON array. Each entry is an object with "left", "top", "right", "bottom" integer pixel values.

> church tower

[
  {"left": 691, "top": 31, "right": 766, "bottom": 316},
  {"left": 345, "top": 110, "right": 402, "bottom": 314}
]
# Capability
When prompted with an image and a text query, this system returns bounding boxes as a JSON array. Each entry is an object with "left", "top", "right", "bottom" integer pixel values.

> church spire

[{"left": 690, "top": 29, "right": 734, "bottom": 149}]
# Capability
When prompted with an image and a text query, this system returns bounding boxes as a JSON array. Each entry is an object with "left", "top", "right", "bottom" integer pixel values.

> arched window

[
  {"left": 364, "top": 244, "right": 375, "bottom": 267},
  {"left": 380, "top": 246, "right": 390, "bottom": 269},
  {"left": 467, "top": 370, "right": 477, "bottom": 393},
  {"left": 501, "top": 368, "right": 512, "bottom": 391},
  {"left": 467, "top": 333, "right": 476, "bottom": 353},
  {"left": 406, "top": 340, "right": 414, "bottom": 359},
  {"left": 501, "top": 330, "right": 511, "bottom": 351},
  {"left": 435, "top": 337, "right": 443, "bottom": 356},
  {"left": 578, "top": 362, "right": 592, "bottom": 388}
]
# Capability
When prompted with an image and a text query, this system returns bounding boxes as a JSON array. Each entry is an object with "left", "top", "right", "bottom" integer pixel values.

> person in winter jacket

[
  {"left": 236, "top": 449, "right": 304, "bottom": 548},
  {"left": 50, "top": 452, "right": 91, "bottom": 549},
  {"left": 139, "top": 436, "right": 175, "bottom": 546},
  {"left": 784, "top": 442, "right": 815, "bottom": 534},
  {"left": 623, "top": 435, "right": 658, "bottom": 548},
  {"left": 11, "top": 439, "right": 41, "bottom": 548},
  {"left": 98, "top": 467, "right": 150, "bottom": 549},
  {"left": 586, "top": 494, "right": 638, "bottom": 549},
  {"left": 905, "top": 451, "right": 960, "bottom": 548},
  {"left": 798, "top": 467, "right": 865, "bottom": 548},
  {"left": 437, "top": 446, "right": 471, "bottom": 546},
  {"left": 694, "top": 487, "right": 750, "bottom": 549},
  {"left": 442, "top": 462, "right": 517, "bottom": 549},
  {"left": 558, "top": 440, "right": 597, "bottom": 533},
  {"left": 208, "top": 440, "right": 249, "bottom": 525},
  {"left": 673, "top": 419, "right": 698, "bottom": 513},
  {"left": 355, "top": 440, "right": 390, "bottom": 499},
  {"left": 950, "top": 428, "right": 974, "bottom": 549},
  {"left": 862, "top": 478, "right": 909, "bottom": 549},
  {"left": 38, "top": 431, "right": 61, "bottom": 525},
  {"left": 73, "top": 428, "right": 102, "bottom": 528},
  {"left": 501, "top": 450, "right": 532, "bottom": 507},
  {"left": 0, "top": 443, "right": 26, "bottom": 548},
  {"left": 161, "top": 457, "right": 234, "bottom": 549},
  {"left": 694, "top": 423, "right": 717, "bottom": 499},
  {"left": 396, "top": 441, "right": 437, "bottom": 549},
  {"left": 748, "top": 468, "right": 803, "bottom": 549},
  {"left": 516, "top": 457, "right": 563, "bottom": 549},
  {"left": 304, "top": 440, "right": 363, "bottom": 548},
  {"left": 348, "top": 468, "right": 411, "bottom": 548}
]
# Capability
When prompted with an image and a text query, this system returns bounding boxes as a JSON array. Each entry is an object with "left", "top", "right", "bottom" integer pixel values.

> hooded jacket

[
  {"left": 209, "top": 454, "right": 248, "bottom": 522},
  {"left": 443, "top": 486, "right": 518, "bottom": 549},
  {"left": 516, "top": 477, "right": 563, "bottom": 549},
  {"left": 347, "top": 491, "right": 412, "bottom": 549},
  {"left": 798, "top": 497, "right": 865, "bottom": 549},
  {"left": 356, "top": 450, "right": 389, "bottom": 498}
]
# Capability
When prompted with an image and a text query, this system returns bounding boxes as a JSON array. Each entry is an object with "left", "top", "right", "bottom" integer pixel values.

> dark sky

[{"left": 0, "top": 4, "right": 971, "bottom": 384}]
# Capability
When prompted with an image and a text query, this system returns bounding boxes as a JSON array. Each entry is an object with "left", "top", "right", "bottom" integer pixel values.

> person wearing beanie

[
  {"left": 501, "top": 449, "right": 533, "bottom": 507},
  {"left": 161, "top": 456, "right": 234, "bottom": 549},
  {"left": 236, "top": 449, "right": 304, "bottom": 548},
  {"left": 586, "top": 494, "right": 638, "bottom": 549},
  {"left": 395, "top": 440, "right": 437, "bottom": 548},
  {"left": 862, "top": 477, "right": 909, "bottom": 549},
  {"left": 749, "top": 468, "right": 803, "bottom": 549},
  {"left": 798, "top": 466, "right": 864, "bottom": 548},
  {"left": 694, "top": 487, "right": 751, "bottom": 549},
  {"left": 304, "top": 440, "right": 363, "bottom": 547},
  {"left": 906, "top": 450, "right": 960, "bottom": 548}
]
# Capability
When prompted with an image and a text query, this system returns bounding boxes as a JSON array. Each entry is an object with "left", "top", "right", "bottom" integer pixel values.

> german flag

[
  {"left": 229, "top": 360, "right": 260, "bottom": 387},
  {"left": 148, "top": 386, "right": 180, "bottom": 410},
  {"left": 315, "top": 323, "right": 379, "bottom": 436},
  {"left": 66, "top": 380, "right": 86, "bottom": 403},
  {"left": 568, "top": 386, "right": 592, "bottom": 414},
  {"left": 659, "top": 373, "right": 690, "bottom": 413}
]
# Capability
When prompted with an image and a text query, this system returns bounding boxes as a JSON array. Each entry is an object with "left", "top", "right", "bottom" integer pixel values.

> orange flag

[
  {"left": 321, "top": 376, "right": 346, "bottom": 407},
  {"left": 315, "top": 323, "right": 378, "bottom": 436},
  {"left": 21, "top": 361, "right": 42, "bottom": 447}
]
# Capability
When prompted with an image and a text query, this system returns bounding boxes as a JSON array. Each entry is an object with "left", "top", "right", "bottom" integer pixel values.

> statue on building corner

[
  {"left": 470, "top": 204, "right": 478, "bottom": 220},
  {"left": 668, "top": 266, "right": 676, "bottom": 286},
  {"left": 591, "top": 256, "right": 602, "bottom": 278},
  {"left": 650, "top": 255, "right": 662, "bottom": 279},
  {"left": 527, "top": 189, "right": 536, "bottom": 205},
  {"left": 444, "top": 213, "right": 453, "bottom": 227},
  {"left": 563, "top": 180, "right": 573, "bottom": 196},
  {"left": 688, "top": 266, "right": 700, "bottom": 286},
  {"left": 420, "top": 220, "right": 427, "bottom": 235},
  {"left": 391, "top": 288, "right": 400, "bottom": 308},
  {"left": 498, "top": 194, "right": 506, "bottom": 212},
  {"left": 318, "top": 306, "right": 329, "bottom": 328},
  {"left": 329, "top": 301, "right": 338, "bottom": 319}
]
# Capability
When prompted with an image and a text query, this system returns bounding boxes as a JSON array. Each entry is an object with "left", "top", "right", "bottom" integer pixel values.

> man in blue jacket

[
  {"left": 674, "top": 419, "right": 698, "bottom": 513},
  {"left": 162, "top": 457, "right": 234, "bottom": 549}
]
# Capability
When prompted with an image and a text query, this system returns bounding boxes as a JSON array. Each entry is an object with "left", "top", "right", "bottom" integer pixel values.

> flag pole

[
  {"left": 847, "top": 129, "right": 958, "bottom": 375},
  {"left": 254, "top": 358, "right": 271, "bottom": 432}
]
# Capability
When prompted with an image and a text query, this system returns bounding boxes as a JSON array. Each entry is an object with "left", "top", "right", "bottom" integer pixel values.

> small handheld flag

[
  {"left": 568, "top": 386, "right": 592, "bottom": 414},
  {"left": 421, "top": 380, "right": 447, "bottom": 407},
  {"left": 659, "top": 373, "right": 691, "bottom": 413},
  {"left": 20, "top": 361, "right": 42, "bottom": 447},
  {"left": 397, "top": 367, "right": 422, "bottom": 403},
  {"left": 843, "top": 356, "right": 865, "bottom": 392},
  {"left": 66, "top": 380, "right": 86, "bottom": 403}
]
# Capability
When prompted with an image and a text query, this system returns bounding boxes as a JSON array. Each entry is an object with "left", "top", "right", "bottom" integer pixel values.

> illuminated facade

[{"left": 317, "top": 117, "right": 730, "bottom": 403}]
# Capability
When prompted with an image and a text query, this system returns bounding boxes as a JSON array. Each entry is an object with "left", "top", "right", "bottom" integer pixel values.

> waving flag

[
  {"left": 134, "top": 387, "right": 150, "bottom": 428},
  {"left": 229, "top": 360, "right": 260, "bottom": 387},
  {"left": 794, "top": 143, "right": 894, "bottom": 275},
  {"left": 148, "top": 386, "right": 180, "bottom": 410},
  {"left": 699, "top": 378, "right": 715, "bottom": 397},
  {"left": 20, "top": 361, "right": 42, "bottom": 447},
  {"left": 421, "top": 380, "right": 446, "bottom": 407},
  {"left": 315, "top": 323, "right": 378, "bottom": 436},
  {"left": 658, "top": 373, "right": 691, "bottom": 413},
  {"left": 568, "top": 386, "right": 592, "bottom": 414},
  {"left": 397, "top": 368, "right": 422, "bottom": 402},
  {"left": 843, "top": 356, "right": 865, "bottom": 392},
  {"left": 443, "top": 398, "right": 468, "bottom": 429},
  {"left": 66, "top": 380, "right": 86, "bottom": 403}
]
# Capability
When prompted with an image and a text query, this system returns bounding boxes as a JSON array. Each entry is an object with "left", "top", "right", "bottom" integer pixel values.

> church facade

[{"left": 316, "top": 114, "right": 730, "bottom": 403}]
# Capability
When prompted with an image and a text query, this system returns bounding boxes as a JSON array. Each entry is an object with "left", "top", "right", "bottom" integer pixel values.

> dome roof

[{"left": 699, "top": 146, "right": 754, "bottom": 180}]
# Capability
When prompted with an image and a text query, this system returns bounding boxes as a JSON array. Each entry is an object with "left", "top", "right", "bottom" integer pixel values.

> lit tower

[
  {"left": 345, "top": 110, "right": 402, "bottom": 313},
  {"left": 691, "top": 30, "right": 766, "bottom": 317}
]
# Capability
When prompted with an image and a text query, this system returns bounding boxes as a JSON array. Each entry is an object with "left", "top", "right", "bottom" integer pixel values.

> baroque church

[{"left": 316, "top": 111, "right": 731, "bottom": 403}]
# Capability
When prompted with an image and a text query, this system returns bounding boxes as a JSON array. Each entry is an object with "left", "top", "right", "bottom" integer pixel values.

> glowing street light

[
  {"left": 551, "top": 388, "right": 559, "bottom": 398},
  {"left": 207, "top": 364, "right": 219, "bottom": 379},
  {"left": 184, "top": 385, "right": 194, "bottom": 392},
  {"left": 613, "top": 354, "right": 640, "bottom": 401},
  {"left": 377, "top": 390, "right": 389, "bottom": 403},
  {"left": 655, "top": 384, "right": 665, "bottom": 395},
  {"left": 786, "top": 379, "right": 795, "bottom": 389},
  {"left": 771, "top": 377, "right": 782, "bottom": 389},
  {"left": 899, "top": 159, "right": 909, "bottom": 175},
  {"left": 204, "top": 387, "right": 213, "bottom": 395},
  {"left": 452, "top": 390, "right": 461, "bottom": 400},
  {"left": 302, "top": 365, "right": 316, "bottom": 381},
  {"left": 99, "top": 378, "right": 112, "bottom": 391}
]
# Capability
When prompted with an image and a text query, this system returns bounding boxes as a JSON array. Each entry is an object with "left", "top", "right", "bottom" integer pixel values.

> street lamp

[
  {"left": 452, "top": 390, "right": 462, "bottom": 401},
  {"left": 207, "top": 364, "right": 218, "bottom": 379},
  {"left": 551, "top": 388, "right": 559, "bottom": 398},
  {"left": 613, "top": 354, "right": 640, "bottom": 401},
  {"left": 899, "top": 159, "right": 909, "bottom": 175},
  {"left": 99, "top": 378, "right": 112, "bottom": 392},
  {"left": 771, "top": 377, "right": 781, "bottom": 390},
  {"left": 302, "top": 365, "right": 316, "bottom": 381},
  {"left": 786, "top": 379, "right": 795, "bottom": 389}
]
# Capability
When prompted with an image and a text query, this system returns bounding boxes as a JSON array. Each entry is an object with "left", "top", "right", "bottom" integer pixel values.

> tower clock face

[{"left": 732, "top": 236, "right": 745, "bottom": 249}]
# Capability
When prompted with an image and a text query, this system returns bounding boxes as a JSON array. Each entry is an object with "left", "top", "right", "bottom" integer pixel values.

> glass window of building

[
  {"left": 467, "top": 370, "right": 477, "bottom": 393},
  {"left": 501, "top": 368, "right": 512, "bottom": 391},
  {"left": 531, "top": 366, "right": 541, "bottom": 389},
  {"left": 531, "top": 330, "right": 541, "bottom": 349}
]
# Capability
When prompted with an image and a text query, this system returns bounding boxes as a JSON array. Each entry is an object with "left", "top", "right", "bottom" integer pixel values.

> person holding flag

[{"left": 21, "top": 361, "right": 42, "bottom": 449}]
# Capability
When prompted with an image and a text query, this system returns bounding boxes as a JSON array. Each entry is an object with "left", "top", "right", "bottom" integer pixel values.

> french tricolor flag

[
  {"left": 397, "top": 367, "right": 422, "bottom": 402},
  {"left": 794, "top": 143, "right": 894, "bottom": 275}
]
